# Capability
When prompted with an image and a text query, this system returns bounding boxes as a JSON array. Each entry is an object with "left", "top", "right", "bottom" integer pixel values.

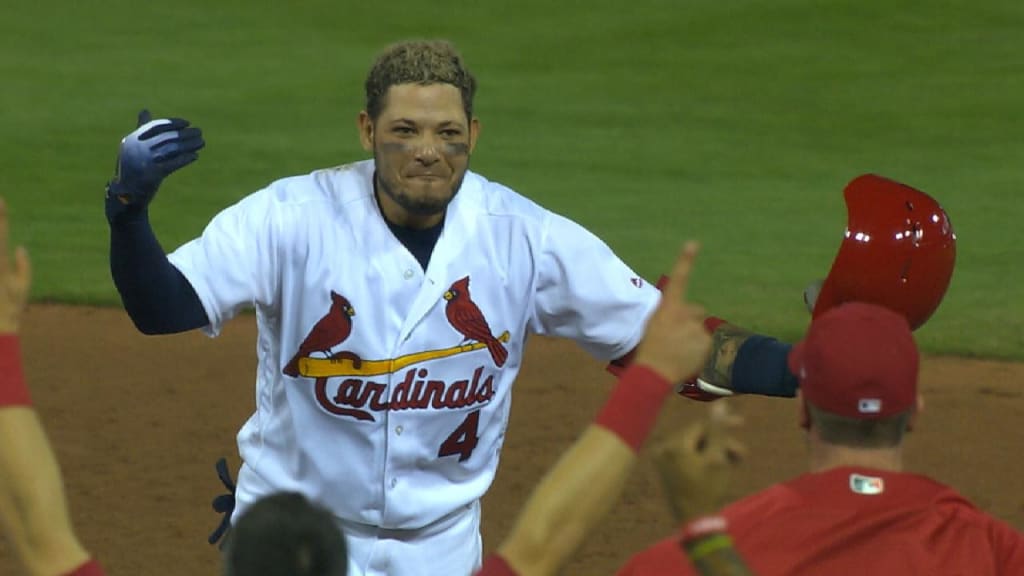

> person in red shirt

[
  {"left": 619, "top": 301, "right": 1024, "bottom": 576},
  {"left": 0, "top": 198, "right": 105, "bottom": 576}
]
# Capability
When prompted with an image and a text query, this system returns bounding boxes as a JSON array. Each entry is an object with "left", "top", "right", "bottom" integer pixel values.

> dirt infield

[{"left": 1, "top": 304, "right": 1021, "bottom": 574}]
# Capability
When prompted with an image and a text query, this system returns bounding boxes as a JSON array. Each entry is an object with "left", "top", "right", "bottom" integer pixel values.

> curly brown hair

[{"left": 364, "top": 39, "right": 477, "bottom": 121}]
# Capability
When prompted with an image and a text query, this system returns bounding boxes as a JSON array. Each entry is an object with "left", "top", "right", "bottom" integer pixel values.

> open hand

[
  {"left": 0, "top": 199, "right": 31, "bottom": 333},
  {"left": 652, "top": 402, "right": 746, "bottom": 521}
]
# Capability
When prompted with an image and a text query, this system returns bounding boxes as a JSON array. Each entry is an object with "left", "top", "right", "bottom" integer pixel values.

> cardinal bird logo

[
  {"left": 444, "top": 276, "right": 508, "bottom": 367},
  {"left": 284, "top": 291, "right": 359, "bottom": 377}
]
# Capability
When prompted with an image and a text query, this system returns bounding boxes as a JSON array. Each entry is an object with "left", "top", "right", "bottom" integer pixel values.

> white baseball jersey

[{"left": 168, "top": 159, "right": 659, "bottom": 573}]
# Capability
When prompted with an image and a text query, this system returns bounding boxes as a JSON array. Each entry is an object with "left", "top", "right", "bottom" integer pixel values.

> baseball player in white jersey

[{"left": 105, "top": 40, "right": 670, "bottom": 575}]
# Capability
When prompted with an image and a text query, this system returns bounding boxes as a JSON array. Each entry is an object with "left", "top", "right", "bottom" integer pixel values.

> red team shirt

[{"left": 619, "top": 467, "right": 1024, "bottom": 576}]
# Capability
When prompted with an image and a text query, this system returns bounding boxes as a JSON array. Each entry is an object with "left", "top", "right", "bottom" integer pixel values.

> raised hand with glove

[
  {"left": 104, "top": 109, "right": 210, "bottom": 334},
  {"left": 105, "top": 109, "right": 205, "bottom": 223}
]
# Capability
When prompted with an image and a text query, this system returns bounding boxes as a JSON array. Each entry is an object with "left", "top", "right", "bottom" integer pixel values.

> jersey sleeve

[
  {"left": 167, "top": 190, "right": 282, "bottom": 337},
  {"left": 530, "top": 212, "right": 659, "bottom": 361}
]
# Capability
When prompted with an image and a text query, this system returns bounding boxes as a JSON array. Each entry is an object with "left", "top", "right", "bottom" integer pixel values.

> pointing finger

[
  {"left": 664, "top": 241, "right": 699, "bottom": 304},
  {"left": 137, "top": 108, "right": 152, "bottom": 127}
]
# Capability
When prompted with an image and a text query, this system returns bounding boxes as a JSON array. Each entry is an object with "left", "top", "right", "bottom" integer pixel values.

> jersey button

[
  {"left": 395, "top": 425, "right": 403, "bottom": 435},
  {"left": 403, "top": 269, "right": 414, "bottom": 279},
  {"left": 390, "top": 477, "right": 398, "bottom": 489}
]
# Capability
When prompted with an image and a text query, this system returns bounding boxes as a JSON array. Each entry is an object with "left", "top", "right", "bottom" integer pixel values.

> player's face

[{"left": 359, "top": 83, "right": 479, "bottom": 228}]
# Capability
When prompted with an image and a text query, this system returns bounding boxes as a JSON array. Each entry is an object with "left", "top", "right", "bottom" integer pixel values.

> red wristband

[
  {"left": 477, "top": 553, "right": 519, "bottom": 576},
  {"left": 63, "top": 558, "right": 106, "bottom": 576},
  {"left": 0, "top": 334, "right": 31, "bottom": 407},
  {"left": 680, "top": 515, "right": 728, "bottom": 545},
  {"left": 594, "top": 364, "right": 673, "bottom": 452}
]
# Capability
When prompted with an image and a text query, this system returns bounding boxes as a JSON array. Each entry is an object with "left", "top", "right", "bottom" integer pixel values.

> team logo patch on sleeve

[{"left": 849, "top": 473, "right": 885, "bottom": 495}]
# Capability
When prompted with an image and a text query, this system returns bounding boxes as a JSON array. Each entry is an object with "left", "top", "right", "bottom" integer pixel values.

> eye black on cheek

[
  {"left": 444, "top": 142, "right": 470, "bottom": 156},
  {"left": 379, "top": 142, "right": 413, "bottom": 153}
]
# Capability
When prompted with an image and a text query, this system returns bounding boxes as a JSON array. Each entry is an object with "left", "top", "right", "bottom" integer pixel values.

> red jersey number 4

[{"left": 438, "top": 409, "right": 481, "bottom": 462}]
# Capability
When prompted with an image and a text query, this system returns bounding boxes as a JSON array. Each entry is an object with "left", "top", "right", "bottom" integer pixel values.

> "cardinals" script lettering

[{"left": 314, "top": 366, "right": 495, "bottom": 421}]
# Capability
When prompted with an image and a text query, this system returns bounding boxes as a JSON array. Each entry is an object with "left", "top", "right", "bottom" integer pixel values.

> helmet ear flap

[{"left": 812, "top": 174, "right": 957, "bottom": 331}]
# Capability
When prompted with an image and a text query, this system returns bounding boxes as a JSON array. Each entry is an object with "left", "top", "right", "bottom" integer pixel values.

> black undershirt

[{"left": 384, "top": 218, "right": 444, "bottom": 271}]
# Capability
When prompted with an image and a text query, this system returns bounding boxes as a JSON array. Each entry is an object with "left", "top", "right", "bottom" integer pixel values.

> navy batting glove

[{"left": 105, "top": 109, "right": 205, "bottom": 223}]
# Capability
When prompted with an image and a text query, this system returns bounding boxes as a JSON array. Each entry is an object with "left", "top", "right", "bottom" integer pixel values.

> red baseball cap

[{"left": 788, "top": 302, "right": 919, "bottom": 419}]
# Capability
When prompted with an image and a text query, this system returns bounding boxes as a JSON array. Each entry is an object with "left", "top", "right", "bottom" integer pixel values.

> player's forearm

[
  {"left": 498, "top": 364, "right": 674, "bottom": 574},
  {"left": 611, "top": 315, "right": 799, "bottom": 402},
  {"left": 498, "top": 427, "right": 636, "bottom": 576},
  {"left": 0, "top": 408, "right": 91, "bottom": 576},
  {"left": 0, "top": 334, "right": 100, "bottom": 575},
  {"left": 702, "top": 321, "right": 797, "bottom": 398},
  {"left": 109, "top": 213, "right": 208, "bottom": 334}
]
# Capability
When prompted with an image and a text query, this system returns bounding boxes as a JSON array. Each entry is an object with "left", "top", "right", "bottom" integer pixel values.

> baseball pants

[{"left": 341, "top": 499, "right": 483, "bottom": 576}]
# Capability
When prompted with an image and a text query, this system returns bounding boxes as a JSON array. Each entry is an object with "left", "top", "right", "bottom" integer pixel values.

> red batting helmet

[{"left": 811, "top": 174, "right": 957, "bottom": 331}]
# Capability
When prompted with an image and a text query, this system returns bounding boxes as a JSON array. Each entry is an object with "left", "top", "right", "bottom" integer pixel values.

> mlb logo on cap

[{"left": 858, "top": 398, "right": 882, "bottom": 414}]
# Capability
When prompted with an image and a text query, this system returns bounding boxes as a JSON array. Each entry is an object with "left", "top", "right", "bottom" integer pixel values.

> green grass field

[{"left": 2, "top": 0, "right": 1021, "bottom": 358}]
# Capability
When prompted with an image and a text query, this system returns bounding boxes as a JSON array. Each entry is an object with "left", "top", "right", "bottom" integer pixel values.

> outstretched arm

[
  {"left": 0, "top": 407, "right": 96, "bottom": 576},
  {"left": 0, "top": 199, "right": 105, "bottom": 576},
  {"left": 480, "top": 242, "right": 712, "bottom": 576},
  {"left": 105, "top": 109, "right": 209, "bottom": 335},
  {"left": 695, "top": 321, "right": 798, "bottom": 399},
  {"left": 608, "top": 282, "right": 797, "bottom": 401},
  {"left": 487, "top": 367, "right": 668, "bottom": 576}
]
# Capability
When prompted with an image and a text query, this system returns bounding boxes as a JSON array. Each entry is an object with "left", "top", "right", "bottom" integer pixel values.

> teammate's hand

[
  {"left": 0, "top": 198, "right": 31, "bottom": 333},
  {"left": 634, "top": 242, "right": 712, "bottom": 384},
  {"left": 652, "top": 402, "right": 746, "bottom": 522},
  {"left": 105, "top": 109, "right": 205, "bottom": 223}
]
